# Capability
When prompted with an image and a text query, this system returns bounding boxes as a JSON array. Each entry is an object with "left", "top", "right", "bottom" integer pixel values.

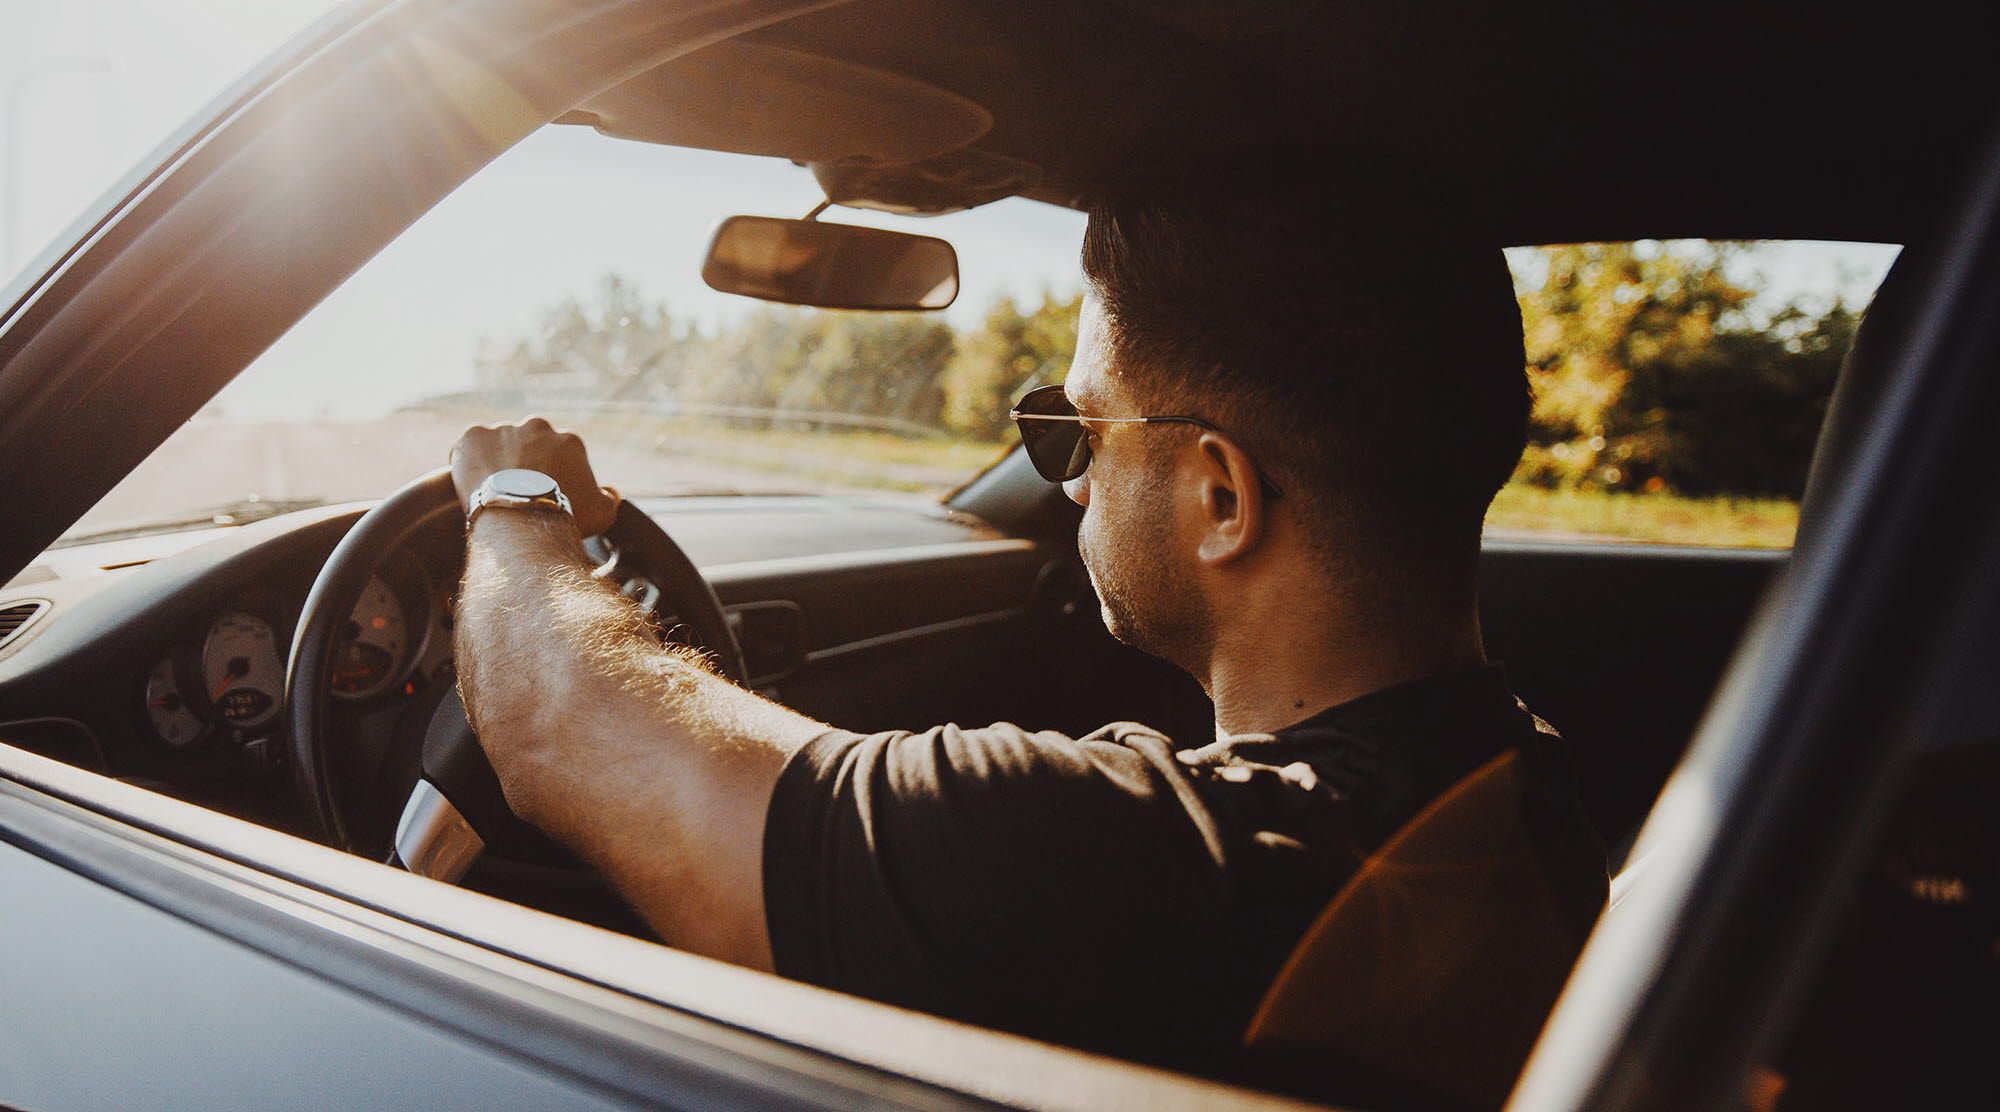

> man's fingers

[{"left": 451, "top": 417, "right": 615, "bottom": 534}]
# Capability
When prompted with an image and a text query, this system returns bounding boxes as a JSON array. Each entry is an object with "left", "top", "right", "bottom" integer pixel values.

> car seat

[{"left": 1240, "top": 750, "right": 1594, "bottom": 1110}]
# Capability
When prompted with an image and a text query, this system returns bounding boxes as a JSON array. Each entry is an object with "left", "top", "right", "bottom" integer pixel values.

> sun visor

[{"left": 561, "top": 41, "right": 992, "bottom": 168}]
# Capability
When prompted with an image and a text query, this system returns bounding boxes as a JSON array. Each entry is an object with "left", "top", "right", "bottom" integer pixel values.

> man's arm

[{"left": 450, "top": 421, "right": 828, "bottom": 970}]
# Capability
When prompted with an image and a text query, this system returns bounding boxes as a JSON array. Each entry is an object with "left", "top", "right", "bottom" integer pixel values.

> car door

[
  {"left": 0, "top": 739, "right": 1312, "bottom": 1111},
  {"left": 0, "top": 766, "right": 909, "bottom": 1111}
]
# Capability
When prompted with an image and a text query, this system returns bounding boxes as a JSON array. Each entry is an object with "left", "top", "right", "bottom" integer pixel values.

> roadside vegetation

[
  {"left": 1485, "top": 486, "right": 1797, "bottom": 548},
  {"left": 417, "top": 241, "right": 1867, "bottom": 549}
]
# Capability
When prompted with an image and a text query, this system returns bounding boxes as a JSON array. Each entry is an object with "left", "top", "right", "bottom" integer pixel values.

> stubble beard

[{"left": 1078, "top": 478, "right": 1214, "bottom": 676}]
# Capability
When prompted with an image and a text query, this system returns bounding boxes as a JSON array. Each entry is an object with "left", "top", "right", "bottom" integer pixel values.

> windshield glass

[{"left": 60, "top": 125, "right": 1088, "bottom": 543}]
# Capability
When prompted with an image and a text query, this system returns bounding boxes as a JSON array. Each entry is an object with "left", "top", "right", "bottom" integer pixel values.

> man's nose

[{"left": 1062, "top": 470, "right": 1089, "bottom": 506}]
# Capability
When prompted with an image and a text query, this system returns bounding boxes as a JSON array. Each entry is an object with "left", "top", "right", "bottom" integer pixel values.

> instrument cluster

[{"left": 139, "top": 548, "right": 446, "bottom": 760}]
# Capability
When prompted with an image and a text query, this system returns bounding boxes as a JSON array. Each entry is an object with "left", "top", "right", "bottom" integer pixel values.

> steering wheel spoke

[
  {"left": 392, "top": 779, "right": 484, "bottom": 882},
  {"left": 619, "top": 575, "right": 663, "bottom": 619}
]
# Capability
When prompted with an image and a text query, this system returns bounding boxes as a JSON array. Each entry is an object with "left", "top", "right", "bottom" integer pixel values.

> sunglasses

[{"left": 1009, "top": 384, "right": 1282, "bottom": 497}]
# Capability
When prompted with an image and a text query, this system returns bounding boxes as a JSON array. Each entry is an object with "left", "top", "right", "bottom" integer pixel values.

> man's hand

[{"left": 450, "top": 417, "right": 619, "bottom": 537}]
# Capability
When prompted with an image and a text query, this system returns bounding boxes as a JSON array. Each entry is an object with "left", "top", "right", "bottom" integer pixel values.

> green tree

[
  {"left": 1515, "top": 242, "right": 1845, "bottom": 497},
  {"left": 480, "top": 273, "right": 682, "bottom": 398},
  {"left": 942, "top": 292, "right": 1081, "bottom": 439},
  {"left": 675, "top": 307, "right": 957, "bottom": 429},
  {"left": 1517, "top": 242, "right": 1751, "bottom": 489},
  {"left": 780, "top": 312, "right": 957, "bottom": 426},
  {"left": 1653, "top": 301, "right": 1856, "bottom": 496},
  {"left": 678, "top": 306, "right": 819, "bottom": 410}
]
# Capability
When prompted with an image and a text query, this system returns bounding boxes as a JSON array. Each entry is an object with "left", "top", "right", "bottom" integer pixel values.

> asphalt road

[{"left": 72, "top": 415, "right": 817, "bottom": 536}]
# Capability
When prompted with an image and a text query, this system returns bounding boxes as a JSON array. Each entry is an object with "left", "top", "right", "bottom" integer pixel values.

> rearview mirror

[{"left": 701, "top": 215, "right": 958, "bottom": 311}]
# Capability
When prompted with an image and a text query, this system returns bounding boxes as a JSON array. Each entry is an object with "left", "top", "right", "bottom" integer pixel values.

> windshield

[{"left": 60, "top": 126, "right": 1088, "bottom": 543}]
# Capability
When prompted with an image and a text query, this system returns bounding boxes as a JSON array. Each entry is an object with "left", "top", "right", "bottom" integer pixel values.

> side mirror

[{"left": 701, "top": 215, "right": 958, "bottom": 311}]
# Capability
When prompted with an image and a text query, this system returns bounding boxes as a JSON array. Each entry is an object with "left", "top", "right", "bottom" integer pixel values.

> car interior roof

[{"left": 568, "top": 0, "right": 1997, "bottom": 245}]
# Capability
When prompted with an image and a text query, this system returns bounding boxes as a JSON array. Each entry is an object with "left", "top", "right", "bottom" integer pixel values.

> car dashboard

[{"left": 0, "top": 493, "right": 1075, "bottom": 841}]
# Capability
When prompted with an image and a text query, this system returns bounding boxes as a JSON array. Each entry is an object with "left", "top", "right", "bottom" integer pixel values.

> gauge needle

[{"left": 212, "top": 659, "right": 248, "bottom": 700}]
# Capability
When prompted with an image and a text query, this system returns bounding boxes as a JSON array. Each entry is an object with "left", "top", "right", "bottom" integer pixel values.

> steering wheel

[{"left": 285, "top": 468, "right": 746, "bottom": 879}]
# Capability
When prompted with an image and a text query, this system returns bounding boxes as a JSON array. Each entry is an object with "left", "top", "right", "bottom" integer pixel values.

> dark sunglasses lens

[{"left": 1014, "top": 388, "right": 1089, "bottom": 482}]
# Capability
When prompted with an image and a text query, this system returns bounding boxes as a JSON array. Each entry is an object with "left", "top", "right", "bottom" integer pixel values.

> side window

[{"left": 1493, "top": 241, "right": 1897, "bottom": 549}]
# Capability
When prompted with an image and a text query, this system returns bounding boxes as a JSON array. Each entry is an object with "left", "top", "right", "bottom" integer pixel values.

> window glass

[
  {"left": 3, "top": 0, "right": 343, "bottom": 287},
  {"left": 1491, "top": 240, "right": 1896, "bottom": 549},
  {"left": 59, "top": 126, "right": 1085, "bottom": 544},
  {"left": 56, "top": 122, "right": 1893, "bottom": 555}
]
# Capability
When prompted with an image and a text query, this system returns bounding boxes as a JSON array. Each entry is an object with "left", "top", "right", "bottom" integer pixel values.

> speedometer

[
  {"left": 330, "top": 574, "right": 411, "bottom": 699},
  {"left": 202, "top": 610, "right": 284, "bottom": 729},
  {"left": 144, "top": 656, "right": 208, "bottom": 748}
]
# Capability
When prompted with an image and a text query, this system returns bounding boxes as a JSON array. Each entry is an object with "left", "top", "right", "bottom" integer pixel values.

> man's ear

[{"left": 1193, "top": 432, "right": 1267, "bottom": 565}]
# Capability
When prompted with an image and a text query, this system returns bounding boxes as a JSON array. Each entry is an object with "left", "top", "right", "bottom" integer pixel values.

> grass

[{"left": 1486, "top": 484, "right": 1798, "bottom": 548}]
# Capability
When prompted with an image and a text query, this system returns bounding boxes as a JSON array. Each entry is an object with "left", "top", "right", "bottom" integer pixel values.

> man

[{"left": 448, "top": 156, "right": 1607, "bottom": 1082}]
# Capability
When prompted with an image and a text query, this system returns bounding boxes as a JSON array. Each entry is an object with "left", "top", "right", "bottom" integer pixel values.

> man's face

[{"left": 1062, "top": 297, "right": 1213, "bottom": 671}]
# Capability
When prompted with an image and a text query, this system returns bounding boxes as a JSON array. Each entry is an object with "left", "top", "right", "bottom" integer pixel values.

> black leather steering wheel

[{"left": 285, "top": 468, "right": 745, "bottom": 874}]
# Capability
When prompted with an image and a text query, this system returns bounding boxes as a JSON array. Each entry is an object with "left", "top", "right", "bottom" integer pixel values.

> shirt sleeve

[{"left": 762, "top": 721, "right": 1239, "bottom": 1066}]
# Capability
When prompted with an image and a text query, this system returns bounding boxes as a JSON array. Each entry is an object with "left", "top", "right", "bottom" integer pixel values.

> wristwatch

[{"left": 467, "top": 468, "right": 573, "bottom": 524}]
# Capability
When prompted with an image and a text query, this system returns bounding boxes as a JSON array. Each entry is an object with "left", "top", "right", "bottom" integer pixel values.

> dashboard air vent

[{"left": 0, "top": 600, "right": 51, "bottom": 651}]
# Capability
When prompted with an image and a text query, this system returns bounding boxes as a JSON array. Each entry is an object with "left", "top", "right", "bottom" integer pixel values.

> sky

[{"left": 3, "top": 0, "right": 1901, "bottom": 420}]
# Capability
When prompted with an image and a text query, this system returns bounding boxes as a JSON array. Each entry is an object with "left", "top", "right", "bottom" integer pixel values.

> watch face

[{"left": 490, "top": 468, "right": 559, "bottom": 499}]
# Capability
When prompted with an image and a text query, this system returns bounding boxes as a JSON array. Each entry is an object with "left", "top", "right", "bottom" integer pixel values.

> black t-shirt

[{"left": 762, "top": 664, "right": 1607, "bottom": 1078}]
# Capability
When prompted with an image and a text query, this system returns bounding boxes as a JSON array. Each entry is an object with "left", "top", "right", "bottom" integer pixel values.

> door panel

[
  {"left": 0, "top": 777, "right": 989, "bottom": 1111},
  {"left": 0, "top": 838, "right": 634, "bottom": 1112},
  {"left": 1480, "top": 541, "right": 1783, "bottom": 850}
]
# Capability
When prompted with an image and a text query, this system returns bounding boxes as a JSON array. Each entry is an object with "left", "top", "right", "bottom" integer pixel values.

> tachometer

[
  {"left": 330, "top": 574, "right": 411, "bottom": 699},
  {"left": 202, "top": 610, "right": 284, "bottom": 729},
  {"left": 143, "top": 656, "right": 208, "bottom": 748}
]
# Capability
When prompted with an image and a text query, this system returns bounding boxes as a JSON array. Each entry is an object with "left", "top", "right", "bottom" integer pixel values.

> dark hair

[{"left": 1079, "top": 149, "right": 1528, "bottom": 582}]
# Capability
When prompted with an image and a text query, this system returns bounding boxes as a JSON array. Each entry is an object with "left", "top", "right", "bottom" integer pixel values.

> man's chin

[
  {"left": 1083, "top": 545, "right": 1190, "bottom": 663},
  {"left": 1099, "top": 600, "right": 1171, "bottom": 665},
  {"left": 1099, "top": 601, "right": 1131, "bottom": 644}
]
